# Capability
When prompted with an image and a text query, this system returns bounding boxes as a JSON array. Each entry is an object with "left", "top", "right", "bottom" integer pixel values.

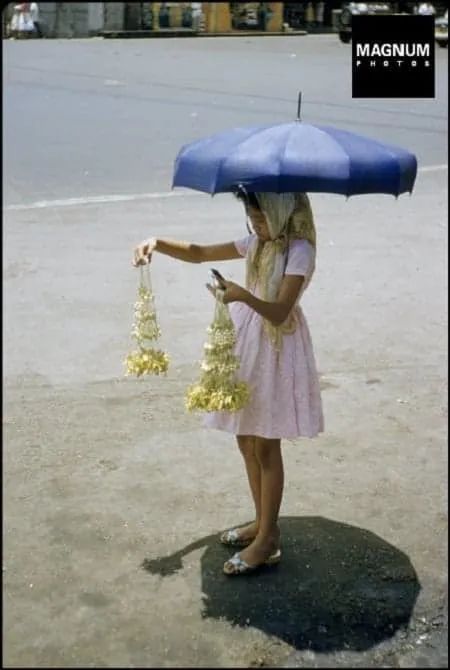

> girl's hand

[
  {"left": 133, "top": 237, "right": 157, "bottom": 267},
  {"left": 206, "top": 280, "right": 249, "bottom": 305}
]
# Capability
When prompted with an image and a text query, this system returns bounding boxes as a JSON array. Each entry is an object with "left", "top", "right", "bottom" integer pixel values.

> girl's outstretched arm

[{"left": 133, "top": 237, "right": 241, "bottom": 266}]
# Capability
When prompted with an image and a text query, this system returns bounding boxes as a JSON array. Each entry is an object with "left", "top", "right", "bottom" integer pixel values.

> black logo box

[{"left": 352, "top": 15, "right": 435, "bottom": 99}]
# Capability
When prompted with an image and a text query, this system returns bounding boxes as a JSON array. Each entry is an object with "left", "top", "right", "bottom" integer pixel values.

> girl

[{"left": 133, "top": 191, "right": 324, "bottom": 576}]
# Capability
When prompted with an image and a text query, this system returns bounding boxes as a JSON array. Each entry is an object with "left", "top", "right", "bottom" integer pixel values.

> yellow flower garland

[
  {"left": 185, "top": 294, "right": 250, "bottom": 412},
  {"left": 125, "top": 266, "right": 169, "bottom": 377}
]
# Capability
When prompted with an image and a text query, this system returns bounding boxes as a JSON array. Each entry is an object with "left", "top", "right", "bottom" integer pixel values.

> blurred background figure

[
  {"left": 258, "top": 3, "right": 268, "bottom": 31},
  {"left": 191, "top": 2, "right": 203, "bottom": 31},
  {"left": 158, "top": 2, "right": 170, "bottom": 28},
  {"left": 315, "top": 1, "right": 325, "bottom": 29},
  {"left": 9, "top": 3, "right": 34, "bottom": 38},
  {"left": 305, "top": 2, "right": 314, "bottom": 30},
  {"left": 30, "top": 2, "right": 42, "bottom": 37}
]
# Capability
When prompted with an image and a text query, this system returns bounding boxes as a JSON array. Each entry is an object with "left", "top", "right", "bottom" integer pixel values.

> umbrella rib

[
  {"left": 348, "top": 131, "right": 405, "bottom": 195},
  {"left": 375, "top": 143, "right": 403, "bottom": 196},
  {"left": 313, "top": 126, "right": 353, "bottom": 196},
  {"left": 277, "top": 127, "right": 292, "bottom": 193},
  {"left": 321, "top": 126, "right": 406, "bottom": 196},
  {"left": 212, "top": 125, "right": 273, "bottom": 192}
]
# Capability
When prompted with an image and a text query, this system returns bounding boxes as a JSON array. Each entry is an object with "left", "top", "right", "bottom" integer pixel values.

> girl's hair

[
  {"left": 234, "top": 189, "right": 316, "bottom": 247},
  {"left": 234, "top": 189, "right": 261, "bottom": 211}
]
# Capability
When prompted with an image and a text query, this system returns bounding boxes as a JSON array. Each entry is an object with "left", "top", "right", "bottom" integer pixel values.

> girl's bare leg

[
  {"left": 238, "top": 437, "right": 283, "bottom": 565},
  {"left": 234, "top": 435, "right": 261, "bottom": 540}
]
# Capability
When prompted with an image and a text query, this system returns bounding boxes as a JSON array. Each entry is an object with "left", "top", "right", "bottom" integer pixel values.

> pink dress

[{"left": 203, "top": 235, "right": 324, "bottom": 440}]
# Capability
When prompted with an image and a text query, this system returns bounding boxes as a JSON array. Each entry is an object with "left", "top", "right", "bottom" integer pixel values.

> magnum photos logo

[
  {"left": 352, "top": 15, "right": 435, "bottom": 98},
  {"left": 356, "top": 43, "right": 431, "bottom": 58}
]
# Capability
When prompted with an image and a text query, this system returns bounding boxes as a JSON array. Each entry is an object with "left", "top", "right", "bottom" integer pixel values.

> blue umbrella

[{"left": 172, "top": 95, "right": 417, "bottom": 197}]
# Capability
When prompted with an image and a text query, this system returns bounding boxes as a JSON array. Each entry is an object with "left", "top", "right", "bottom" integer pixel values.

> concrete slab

[{"left": 4, "top": 170, "right": 447, "bottom": 667}]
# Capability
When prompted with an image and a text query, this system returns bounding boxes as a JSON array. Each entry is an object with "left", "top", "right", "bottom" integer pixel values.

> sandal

[
  {"left": 223, "top": 549, "right": 282, "bottom": 576},
  {"left": 219, "top": 527, "right": 255, "bottom": 548}
]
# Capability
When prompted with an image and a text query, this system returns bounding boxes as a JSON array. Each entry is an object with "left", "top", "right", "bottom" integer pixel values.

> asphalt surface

[
  {"left": 3, "top": 35, "right": 448, "bottom": 668},
  {"left": 3, "top": 34, "right": 448, "bottom": 205}
]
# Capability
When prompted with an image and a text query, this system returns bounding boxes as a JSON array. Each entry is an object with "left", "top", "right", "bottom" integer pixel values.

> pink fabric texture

[{"left": 202, "top": 235, "right": 324, "bottom": 440}]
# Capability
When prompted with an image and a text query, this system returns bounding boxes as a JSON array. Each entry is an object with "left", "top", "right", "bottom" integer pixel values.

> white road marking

[
  {"left": 4, "top": 164, "right": 448, "bottom": 211},
  {"left": 418, "top": 164, "right": 448, "bottom": 172},
  {"left": 5, "top": 190, "right": 202, "bottom": 211}
]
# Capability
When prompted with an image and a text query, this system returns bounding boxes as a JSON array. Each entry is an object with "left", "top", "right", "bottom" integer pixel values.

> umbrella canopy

[{"left": 172, "top": 121, "right": 417, "bottom": 197}]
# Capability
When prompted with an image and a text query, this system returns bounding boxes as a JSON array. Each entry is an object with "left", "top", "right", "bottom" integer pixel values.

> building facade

[
  {"left": 2, "top": 2, "right": 321, "bottom": 37},
  {"left": 7, "top": 2, "right": 440, "bottom": 38}
]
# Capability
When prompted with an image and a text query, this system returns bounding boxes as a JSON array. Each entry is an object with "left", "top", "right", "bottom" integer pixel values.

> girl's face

[{"left": 247, "top": 205, "right": 271, "bottom": 241}]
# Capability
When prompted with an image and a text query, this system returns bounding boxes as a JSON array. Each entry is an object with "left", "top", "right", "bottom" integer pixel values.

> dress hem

[{"left": 202, "top": 422, "right": 324, "bottom": 441}]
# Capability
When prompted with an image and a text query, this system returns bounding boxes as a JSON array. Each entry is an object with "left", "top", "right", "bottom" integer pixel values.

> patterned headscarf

[{"left": 244, "top": 192, "right": 316, "bottom": 350}]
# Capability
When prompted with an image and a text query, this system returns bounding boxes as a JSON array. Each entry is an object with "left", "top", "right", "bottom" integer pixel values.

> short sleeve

[
  {"left": 285, "top": 239, "right": 314, "bottom": 277},
  {"left": 233, "top": 235, "right": 254, "bottom": 258}
]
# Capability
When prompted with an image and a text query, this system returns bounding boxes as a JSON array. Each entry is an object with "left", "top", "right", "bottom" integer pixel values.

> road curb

[{"left": 99, "top": 29, "right": 310, "bottom": 39}]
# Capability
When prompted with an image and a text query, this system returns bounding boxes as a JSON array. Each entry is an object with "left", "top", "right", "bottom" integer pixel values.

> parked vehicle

[
  {"left": 338, "top": 2, "right": 401, "bottom": 43},
  {"left": 231, "top": 3, "right": 260, "bottom": 30},
  {"left": 435, "top": 9, "right": 448, "bottom": 47}
]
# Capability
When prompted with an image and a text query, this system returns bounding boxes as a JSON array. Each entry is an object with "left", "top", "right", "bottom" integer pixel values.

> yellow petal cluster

[
  {"left": 125, "top": 348, "right": 169, "bottom": 377},
  {"left": 185, "top": 297, "right": 250, "bottom": 412},
  {"left": 125, "top": 266, "right": 169, "bottom": 377},
  {"left": 185, "top": 382, "right": 250, "bottom": 412}
]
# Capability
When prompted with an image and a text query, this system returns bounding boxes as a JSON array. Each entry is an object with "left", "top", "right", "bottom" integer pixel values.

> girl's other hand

[
  {"left": 133, "top": 237, "right": 157, "bottom": 267},
  {"left": 206, "top": 280, "right": 248, "bottom": 305}
]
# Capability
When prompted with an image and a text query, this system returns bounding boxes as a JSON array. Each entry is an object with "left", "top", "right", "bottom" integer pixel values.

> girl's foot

[
  {"left": 223, "top": 529, "right": 281, "bottom": 575},
  {"left": 239, "top": 530, "right": 280, "bottom": 566},
  {"left": 220, "top": 521, "right": 259, "bottom": 547}
]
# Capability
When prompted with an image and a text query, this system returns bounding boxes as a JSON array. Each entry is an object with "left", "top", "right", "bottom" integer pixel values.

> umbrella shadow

[{"left": 142, "top": 516, "right": 420, "bottom": 652}]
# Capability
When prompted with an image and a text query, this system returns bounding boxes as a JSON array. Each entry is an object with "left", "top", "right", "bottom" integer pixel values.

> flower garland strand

[
  {"left": 125, "top": 265, "right": 169, "bottom": 377},
  {"left": 185, "top": 293, "right": 250, "bottom": 412}
]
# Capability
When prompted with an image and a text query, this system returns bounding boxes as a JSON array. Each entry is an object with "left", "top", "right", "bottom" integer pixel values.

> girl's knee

[
  {"left": 254, "top": 437, "right": 281, "bottom": 467},
  {"left": 236, "top": 434, "right": 256, "bottom": 456}
]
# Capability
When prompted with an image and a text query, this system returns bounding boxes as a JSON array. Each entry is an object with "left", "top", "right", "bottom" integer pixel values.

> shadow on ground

[{"left": 142, "top": 516, "right": 420, "bottom": 652}]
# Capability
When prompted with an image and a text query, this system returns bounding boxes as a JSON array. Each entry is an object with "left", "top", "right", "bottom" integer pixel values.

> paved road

[
  {"left": 3, "top": 35, "right": 448, "bottom": 205},
  {"left": 3, "top": 36, "right": 448, "bottom": 668}
]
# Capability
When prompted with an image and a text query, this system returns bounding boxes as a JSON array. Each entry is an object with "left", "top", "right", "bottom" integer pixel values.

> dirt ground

[{"left": 3, "top": 170, "right": 448, "bottom": 667}]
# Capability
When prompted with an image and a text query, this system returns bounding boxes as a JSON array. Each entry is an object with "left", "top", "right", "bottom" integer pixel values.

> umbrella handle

[{"left": 297, "top": 92, "right": 302, "bottom": 122}]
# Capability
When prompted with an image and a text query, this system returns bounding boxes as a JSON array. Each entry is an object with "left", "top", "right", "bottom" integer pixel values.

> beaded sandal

[{"left": 223, "top": 549, "right": 282, "bottom": 576}]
